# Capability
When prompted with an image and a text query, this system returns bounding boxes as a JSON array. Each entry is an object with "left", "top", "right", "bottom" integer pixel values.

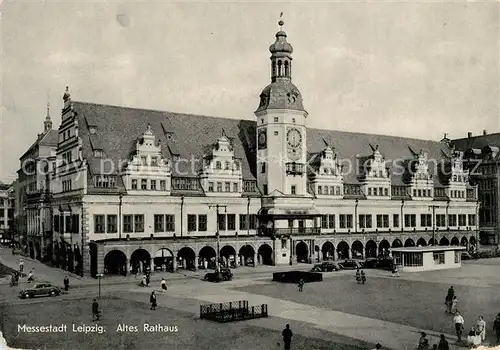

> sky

[{"left": 1, "top": 1, "right": 499, "bottom": 183}]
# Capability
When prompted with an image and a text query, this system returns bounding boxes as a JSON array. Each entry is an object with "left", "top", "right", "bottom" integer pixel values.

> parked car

[
  {"left": 376, "top": 257, "right": 394, "bottom": 270},
  {"left": 312, "top": 261, "right": 340, "bottom": 272},
  {"left": 204, "top": 268, "right": 233, "bottom": 282},
  {"left": 339, "top": 260, "right": 363, "bottom": 270},
  {"left": 363, "top": 258, "right": 379, "bottom": 269},
  {"left": 19, "top": 282, "right": 61, "bottom": 299}
]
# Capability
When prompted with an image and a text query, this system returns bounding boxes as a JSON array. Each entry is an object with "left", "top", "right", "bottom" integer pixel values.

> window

[
  {"left": 328, "top": 215, "right": 335, "bottom": 229},
  {"left": 274, "top": 117, "right": 279, "bottom": 122},
  {"left": 433, "top": 252, "right": 445, "bottom": 264},
  {"left": 134, "top": 215, "right": 144, "bottom": 232},
  {"left": 291, "top": 185, "right": 296, "bottom": 195},
  {"left": 359, "top": 214, "right": 372, "bottom": 229},
  {"left": 281, "top": 239, "right": 287, "bottom": 249},
  {"left": 418, "top": 189, "right": 422, "bottom": 197},
  {"left": 404, "top": 214, "right": 416, "bottom": 227},
  {"left": 239, "top": 214, "right": 247, "bottom": 230},
  {"left": 448, "top": 214, "right": 457, "bottom": 227},
  {"left": 217, "top": 182, "right": 222, "bottom": 192},
  {"left": 329, "top": 186, "right": 334, "bottom": 195},
  {"left": 94, "top": 215, "right": 105, "bottom": 233},
  {"left": 336, "top": 186, "right": 341, "bottom": 195},
  {"left": 468, "top": 214, "right": 476, "bottom": 226},
  {"left": 216, "top": 161, "right": 221, "bottom": 170},
  {"left": 233, "top": 183, "right": 239, "bottom": 192},
  {"left": 131, "top": 179, "right": 138, "bottom": 190},
  {"left": 436, "top": 214, "right": 446, "bottom": 227},
  {"left": 150, "top": 180, "right": 157, "bottom": 190},
  {"left": 187, "top": 214, "right": 197, "bottom": 232},
  {"left": 151, "top": 157, "right": 158, "bottom": 166},
  {"left": 340, "top": 214, "right": 353, "bottom": 229},
  {"left": 368, "top": 188, "right": 372, "bottom": 196},
  {"left": 165, "top": 215, "right": 175, "bottom": 231},
  {"left": 225, "top": 161, "right": 230, "bottom": 170},
  {"left": 458, "top": 214, "right": 466, "bottom": 226},
  {"left": 318, "top": 186, "right": 322, "bottom": 194},
  {"left": 321, "top": 215, "right": 328, "bottom": 229},
  {"left": 384, "top": 188, "right": 388, "bottom": 196},
  {"left": 377, "top": 215, "right": 389, "bottom": 228},
  {"left": 198, "top": 214, "right": 207, "bottom": 231},
  {"left": 160, "top": 180, "right": 166, "bottom": 191},
  {"left": 373, "top": 188, "right": 378, "bottom": 196},
  {"left": 225, "top": 182, "right": 231, "bottom": 192},
  {"left": 123, "top": 215, "right": 133, "bottom": 233},
  {"left": 263, "top": 185, "right": 268, "bottom": 195},
  {"left": 218, "top": 214, "right": 226, "bottom": 231},
  {"left": 420, "top": 214, "right": 432, "bottom": 227},
  {"left": 141, "top": 156, "right": 147, "bottom": 165},
  {"left": 154, "top": 214, "right": 164, "bottom": 232},
  {"left": 107, "top": 215, "right": 117, "bottom": 233},
  {"left": 208, "top": 182, "right": 214, "bottom": 192},
  {"left": 249, "top": 214, "right": 257, "bottom": 230},
  {"left": 227, "top": 214, "right": 236, "bottom": 230},
  {"left": 141, "top": 179, "right": 147, "bottom": 190},
  {"left": 261, "top": 162, "right": 266, "bottom": 173}
]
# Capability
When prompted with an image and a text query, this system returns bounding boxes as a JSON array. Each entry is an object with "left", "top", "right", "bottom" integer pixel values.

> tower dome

[{"left": 269, "top": 29, "right": 293, "bottom": 55}]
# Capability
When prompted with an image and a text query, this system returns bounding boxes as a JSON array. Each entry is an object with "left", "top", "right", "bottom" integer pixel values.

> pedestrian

[
  {"left": 92, "top": 298, "right": 100, "bottom": 321},
  {"left": 150, "top": 291, "right": 157, "bottom": 310},
  {"left": 281, "top": 324, "right": 293, "bottom": 350},
  {"left": 445, "top": 286, "right": 455, "bottom": 313},
  {"left": 371, "top": 343, "right": 382, "bottom": 350},
  {"left": 146, "top": 272, "right": 150, "bottom": 287},
  {"left": 451, "top": 296, "right": 458, "bottom": 314},
  {"left": 63, "top": 276, "right": 70, "bottom": 291},
  {"left": 476, "top": 316, "right": 486, "bottom": 342},
  {"left": 161, "top": 278, "right": 167, "bottom": 292},
  {"left": 493, "top": 314, "right": 500, "bottom": 344},
  {"left": 361, "top": 270, "right": 366, "bottom": 284},
  {"left": 27, "top": 269, "right": 34, "bottom": 283},
  {"left": 391, "top": 265, "right": 399, "bottom": 277},
  {"left": 418, "top": 332, "right": 429, "bottom": 349},
  {"left": 466, "top": 326, "right": 481, "bottom": 348},
  {"left": 19, "top": 259, "right": 24, "bottom": 274},
  {"left": 298, "top": 279, "right": 304, "bottom": 292},
  {"left": 437, "top": 334, "right": 449, "bottom": 350},
  {"left": 453, "top": 311, "right": 465, "bottom": 343},
  {"left": 141, "top": 275, "right": 147, "bottom": 287}
]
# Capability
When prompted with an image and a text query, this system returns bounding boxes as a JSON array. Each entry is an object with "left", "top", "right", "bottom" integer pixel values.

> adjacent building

[
  {"left": 0, "top": 181, "right": 15, "bottom": 244},
  {"left": 452, "top": 131, "right": 500, "bottom": 245},
  {"left": 17, "top": 21, "right": 479, "bottom": 277}
]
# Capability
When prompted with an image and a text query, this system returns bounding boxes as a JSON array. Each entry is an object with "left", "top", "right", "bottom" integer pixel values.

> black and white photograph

[{"left": 0, "top": 1, "right": 499, "bottom": 349}]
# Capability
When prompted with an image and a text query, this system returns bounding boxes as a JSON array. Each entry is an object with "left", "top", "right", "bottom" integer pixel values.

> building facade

[
  {"left": 17, "top": 21, "right": 480, "bottom": 277},
  {"left": 0, "top": 182, "right": 15, "bottom": 244},
  {"left": 452, "top": 131, "right": 500, "bottom": 245}
]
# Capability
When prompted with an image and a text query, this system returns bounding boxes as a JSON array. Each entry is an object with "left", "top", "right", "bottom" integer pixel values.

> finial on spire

[
  {"left": 46, "top": 101, "right": 51, "bottom": 120},
  {"left": 279, "top": 12, "right": 284, "bottom": 29},
  {"left": 63, "top": 86, "right": 71, "bottom": 102}
]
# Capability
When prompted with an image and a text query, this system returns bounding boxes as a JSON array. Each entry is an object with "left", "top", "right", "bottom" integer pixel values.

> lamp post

[
  {"left": 96, "top": 273, "right": 103, "bottom": 298},
  {"left": 208, "top": 204, "right": 227, "bottom": 275},
  {"left": 429, "top": 205, "right": 439, "bottom": 245}
]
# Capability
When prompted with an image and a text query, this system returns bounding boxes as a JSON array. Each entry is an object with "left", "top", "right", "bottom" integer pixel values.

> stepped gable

[{"left": 74, "top": 101, "right": 452, "bottom": 190}]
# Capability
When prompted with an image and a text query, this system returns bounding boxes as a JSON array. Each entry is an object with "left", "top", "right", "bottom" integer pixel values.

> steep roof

[
  {"left": 73, "top": 101, "right": 452, "bottom": 190},
  {"left": 452, "top": 133, "right": 500, "bottom": 152},
  {"left": 20, "top": 129, "right": 59, "bottom": 161}
]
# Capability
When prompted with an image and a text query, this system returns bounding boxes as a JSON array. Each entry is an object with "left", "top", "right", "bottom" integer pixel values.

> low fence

[{"left": 200, "top": 300, "right": 268, "bottom": 323}]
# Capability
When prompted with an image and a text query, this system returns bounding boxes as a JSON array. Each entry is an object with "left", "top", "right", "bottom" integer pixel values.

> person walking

[
  {"left": 418, "top": 332, "right": 429, "bottom": 349},
  {"left": 361, "top": 270, "right": 366, "bottom": 284},
  {"left": 437, "top": 334, "right": 449, "bottom": 350},
  {"left": 141, "top": 275, "right": 147, "bottom": 287},
  {"left": 391, "top": 265, "right": 399, "bottom": 277},
  {"left": 92, "top": 298, "right": 100, "bottom": 321},
  {"left": 63, "top": 276, "right": 70, "bottom": 291},
  {"left": 27, "top": 269, "right": 34, "bottom": 283},
  {"left": 451, "top": 296, "right": 458, "bottom": 314},
  {"left": 493, "top": 314, "right": 500, "bottom": 344},
  {"left": 445, "top": 286, "right": 455, "bottom": 313},
  {"left": 453, "top": 311, "right": 465, "bottom": 343},
  {"left": 150, "top": 291, "right": 157, "bottom": 310},
  {"left": 19, "top": 258, "right": 24, "bottom": 274},
  {"left": 298, "top": 279, "right": 304, "bottom": 292},
  {"left": 161, "top": 278, "right": 167, "bottom": 292},
  {"left": 145, "top": 272, "right": 150, "bottom": 287},
  {"left": 281, "top": 324, "right": 293, "bottom": 350},
  {"left": 476, "top": 316, "right": 486, "bottom": 342}
]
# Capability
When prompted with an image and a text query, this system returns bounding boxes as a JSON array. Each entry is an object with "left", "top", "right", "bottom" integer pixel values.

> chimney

[
  {"left": 467, "top": 132, "right": 472, "bottom": 138},
  {"left": 483, "top": 129, "right": 487, "bottom": 136}
]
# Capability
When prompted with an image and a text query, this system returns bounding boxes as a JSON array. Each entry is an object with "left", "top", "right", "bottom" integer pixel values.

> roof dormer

[
  {"left": 358, "top": 144, "right": 391, "bottom": 199},
  {"left": 308, "top": 143, "right": 344, "bottom": 198}
]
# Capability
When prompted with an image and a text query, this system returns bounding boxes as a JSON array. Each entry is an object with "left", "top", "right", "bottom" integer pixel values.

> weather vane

[{"left": 279, "top": 12, "right": 284, "bottom": 30}]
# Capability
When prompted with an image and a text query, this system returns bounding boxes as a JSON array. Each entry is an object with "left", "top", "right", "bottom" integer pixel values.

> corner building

[{"left": 44, "top": 23, "right": 479, "bottom": 277}]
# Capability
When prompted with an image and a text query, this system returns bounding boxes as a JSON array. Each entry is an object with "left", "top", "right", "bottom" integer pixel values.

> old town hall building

[{"left": 19, "top": 21, "right": 479, "bottom": 277}]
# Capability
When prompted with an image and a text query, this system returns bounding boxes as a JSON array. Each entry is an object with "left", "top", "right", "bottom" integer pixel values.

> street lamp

[
  {"left": 208, "top": 204, "right": 227, "bottom": 275},
  {"left": 96, "top": 273, "right": 103, "bottom": 298}
]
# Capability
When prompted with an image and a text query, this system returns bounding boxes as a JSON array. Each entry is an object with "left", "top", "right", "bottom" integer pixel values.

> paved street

[{"left": 1, "top": 248, "right": 500, "bottom": 349}]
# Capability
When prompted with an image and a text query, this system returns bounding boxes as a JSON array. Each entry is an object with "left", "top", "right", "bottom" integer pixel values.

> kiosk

[{"left": 391, "top": 246, "right": 466, "bottom": 272}]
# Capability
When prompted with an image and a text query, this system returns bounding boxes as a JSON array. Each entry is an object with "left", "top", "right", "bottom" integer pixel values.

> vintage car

[
  {"left": 339, "top": 259, "right": 363, "bottom": 270},
  {"left": 204, "top": 268, "right": 233, "bottom": 282},
  {"left": 311, "top": 261, "right": 341, "bottom": 272},
  {"left": 19, "top": 282, "right": 61, "bottom": 299}
]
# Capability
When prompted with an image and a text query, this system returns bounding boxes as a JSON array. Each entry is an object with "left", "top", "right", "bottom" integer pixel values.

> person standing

[
  {"left": 161, "top": 278, "right": 167, "bottom": 292},
  {"left": 63, "top": 276, "right": 70, "bottom": 291},
  {"left": 92, "top": 298, "right": 100, "bottom": 321},
  {"left": 493, "top": 314, "right": 500, "bottom": 344},
  {"left": 361, "top": 270, "right": 366, "bottom": 284},
  {"left": 281, "top": 324, "right": 293, "bottom": 350},
  {"left": 451, "top": 296, "right": 458, "bottom": 314},
  {"left": 445, "top": 286, "right": 455, "bottom": 313},
  {"left": 476, "top": 316, "right": 486, "bottom": 342},
  {"left": 391, "top": 265, "right": 399, "bottom": 277},
  {"left": 19, "top": 258, "right": 24, "bottom": 274},
  {"left": 371, "top": 343, "right": 382, "bottom": 350},
  {"left": 437, "top": 334, "right": 449, "bottom": 350},
  {"left": 298, "top": 279, "right": 304, "bottom": 292},
  {"left": 150, "top": 291, "right": 157, "bottom": 310},
  {"left": 453, "top": 311, "right": 465, "bottom": 343},
  {"left": 417, "top": 332, "right": 429, "bottom": 349},
  {"left": 141, "top": 275, "right": 147, "bottom": 287}
]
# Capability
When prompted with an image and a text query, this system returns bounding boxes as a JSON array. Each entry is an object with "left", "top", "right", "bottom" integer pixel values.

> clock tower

[{"left": 255, "top": 19, "right": 308, "bottom": 196}]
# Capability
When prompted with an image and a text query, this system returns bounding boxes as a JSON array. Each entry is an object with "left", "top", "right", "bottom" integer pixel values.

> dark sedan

[
  {"left": 312, "top": 261, "right": 341, "bottom": 272},
  {"left": 339, "top": 260, "right": 363, "bottom": 270},
  {"left": 19, "top": 282, "right": 61, "bottom": 299},
  {"left": 204, "top": 268, "right": 233, "bottom": 282}
]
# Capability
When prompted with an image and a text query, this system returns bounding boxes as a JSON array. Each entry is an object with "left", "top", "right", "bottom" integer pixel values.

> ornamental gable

[
  {"left": 309, "top": 145, "right": 343, "bottom": 197},
  {"left": 406, "top": 149, "right": 434, "bottom": 200},
  {"left": 358, "top": 145, "right": 391, "bottom": 199}
]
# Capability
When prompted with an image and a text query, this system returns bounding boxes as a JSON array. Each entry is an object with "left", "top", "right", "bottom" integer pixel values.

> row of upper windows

[
  {"left": 61, "top": 151, "right": 72, "bottom": 165},
  {"left": 92, "top": 214, "right": 258, "bottom": 234},
  {"left": 131, "top": 179, "right": 167, "bottom": 191},
  {"left": 62, "top": 180, "right": 72, "bottom": 192},
  {"left": 317, "top": 186, "right": 342, "bottom": 195},
  {"left": 207, "top": 182, "right": 240, "bottom": 193},
  {"left": 211, "top": 160, "right": 240, "bottom": 171},
  {"left": 367, "top": 187, "right": 390, "bottom": 196},
  {"left": 478, "top": 179, "right": 496, "bottom": 190},
  {"left": 260, "top": 117, "right": 297, "bottom": 124},
  {"left": 452, "top": 175, "right": 467, "bottom": 182},
  {"left": 94, "top": 176, "right": 116, "bottom": 188},
  {"left": 450, "top": 190, "right": 466, "bottom": 198},
  {"left": 61, "top": 128, "right": 71, "bottom": 141},
  {"left": 412, "top": 189, "right": 433, "bottom": 197},
  {"left": 322, "top": 213, "right": 477, "bottom": 229}
]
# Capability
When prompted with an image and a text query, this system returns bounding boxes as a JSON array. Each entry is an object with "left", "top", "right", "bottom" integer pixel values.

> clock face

[
  {"left": 287, "top": 128, "right": 302, "bottom": 149},
  {"left": 258, "top": 130, "right": 267, "bottom": 149}
]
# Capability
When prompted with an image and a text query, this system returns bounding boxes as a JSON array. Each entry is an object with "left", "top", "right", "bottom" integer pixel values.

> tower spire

[{"left": 44, "top": 101, "right": 53, "bottom": 132}]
